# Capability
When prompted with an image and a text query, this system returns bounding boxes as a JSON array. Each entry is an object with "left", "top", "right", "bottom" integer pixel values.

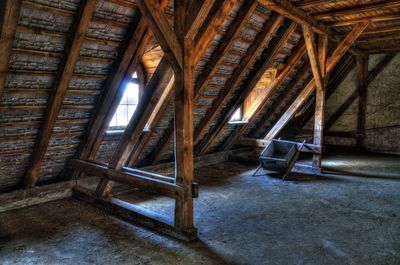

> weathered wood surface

[
  {"left": 73, "top": 187, "right": 198, "bottom": 241},
  {"left": 263, "top": 22, "right": 368, "bottom": 141},
  {"left": 25, "top": 0, "right": 98, "bottom": 188},
  {"left": 0, "top": 0, "right": 22, "bottom": 96}
]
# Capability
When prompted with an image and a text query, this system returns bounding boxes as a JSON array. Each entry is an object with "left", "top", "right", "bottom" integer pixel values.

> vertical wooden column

[
  {"left": 173, "top": 0, "right": 195, "bottom": 230},
  {"left": 312, "top": 35, "right": 328, "bottom": 169},
  {"left": 356, "top": 55, "right": 368, "bottom": 148}
]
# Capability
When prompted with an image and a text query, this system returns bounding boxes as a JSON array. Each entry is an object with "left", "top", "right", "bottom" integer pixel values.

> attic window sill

[{"left": 228, "top": 120, "right": 248, "bottom": 125}]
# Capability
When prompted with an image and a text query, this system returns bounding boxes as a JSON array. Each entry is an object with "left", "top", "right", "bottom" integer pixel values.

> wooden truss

[{"left": 71, "top": 0, "right": 239, "bottom": 241}]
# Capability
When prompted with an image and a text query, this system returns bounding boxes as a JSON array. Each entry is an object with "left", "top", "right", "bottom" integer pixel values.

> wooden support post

[
  {"left": 356, "top": 55, "right": 368, "bottom": 148},
  {"left": 129, "top": 0, "right": 239, "bottom": 168},
  {"left": 312, "top": 34, "right": 328, "bottom": 168},
  {"left": 173, "top": 0, "right": 195, "bottom": 231},
  {"left": 24, "top": 0, "right": 97, "bottom": 188},
  {"left": 0, "top": 0, "right": 22, "bottom": 96}
]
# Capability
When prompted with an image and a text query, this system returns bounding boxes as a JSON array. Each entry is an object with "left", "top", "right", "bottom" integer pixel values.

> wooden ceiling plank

[
  {"left": 263, "top": 22, "right": 368, "bottom": 141},
  {"left": 316, "top": 1, "right": 400, "bottom": 20},
  {"left": 0, "top": 0, "right": 22, "bottom": 97},
  {"left": 24, "top": 0, "right": 97, "bottom": 188},
  {"left": 257, "top": 0, "right": 365, "bottom": 56},
  {"left": 294, "top": 0, "right": 338, "bottom": 9},
  {"left": 329, "top": 13, "right": 400, "bottom": 27}
]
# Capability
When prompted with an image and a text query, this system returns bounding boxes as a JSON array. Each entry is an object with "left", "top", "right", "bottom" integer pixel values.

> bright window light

[
  {"left": 109, "top": 79, "right": 139, "bottom": 129},
  {"left": 230, "top": 107, "right": 243, "bottom": 122}
]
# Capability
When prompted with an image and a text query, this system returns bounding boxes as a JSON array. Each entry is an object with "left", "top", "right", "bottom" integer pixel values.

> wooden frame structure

[{"left": 1, "top": 0, "right": 399, "bottom": 241}]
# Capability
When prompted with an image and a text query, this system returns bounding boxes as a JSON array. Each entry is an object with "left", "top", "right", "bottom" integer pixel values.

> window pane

[
  {"left": 127, "top": 105, "right": 137, "bottom": 121},
  {"left": 109, "top": 114, "right": 117, "bottom": 127},
  {"left": 230, "top": 107, "right": 242, "bottom": 121},
  {"left": 120, "top": 89, "right": 128, "bottom": 104},
  {"left": 116, "top": 105, "right": 128, "bottom": 127},
  {"left": 127, "top": 83, "right": 139, "bottom": 104}
]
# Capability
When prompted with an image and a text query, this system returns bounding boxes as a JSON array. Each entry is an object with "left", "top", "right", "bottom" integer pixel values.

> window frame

[
  {"left": 106, "top": 65, "right": 146, "bottom": 133},
  {"left": 228, "top": 105, "right": 248, "bottom": 124}
]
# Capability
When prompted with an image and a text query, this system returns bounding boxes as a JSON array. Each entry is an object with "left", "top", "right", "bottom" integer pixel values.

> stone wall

[{"left": 304, "top": 53, "right": 400, "bottom": 154}]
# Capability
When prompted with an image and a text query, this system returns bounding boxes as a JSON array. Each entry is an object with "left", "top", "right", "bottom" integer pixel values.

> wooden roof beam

[
  {"left": 263, "top": 22, "right": 368, "bottom": 141},
  {"left": 135, "top": 0, "right": 251, "bottom": 164},
  {"left": 194, "top": 0, "right": 257, "bottom": 96},
  {"left": 257, "top": 0, "right": 365, "bottom": 56},
  {"left": 194, "top": 0, "right": 240, "bottom": 64},
  {"left": 329, "top": 13, "right": 400, "bottom": 27},
  {"left": 24, "top": 0, "right": 97, "bottom": 188},
  {"left": 0, "top": 0, "right": 22, "bottom": 97},
  {"left": 302, "top": 25, "right": 324, "bottom": 91},
  {"left": 77, "top": 13, "right": 153, "bottom": 162},
  {"left": 136, "top": 0, "right": 182, "bottom": 71}
]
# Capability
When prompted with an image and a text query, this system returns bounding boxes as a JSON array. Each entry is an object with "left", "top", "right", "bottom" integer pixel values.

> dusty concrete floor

[{"left": 1, "top": 156, "right": 400, "bottom": 265}]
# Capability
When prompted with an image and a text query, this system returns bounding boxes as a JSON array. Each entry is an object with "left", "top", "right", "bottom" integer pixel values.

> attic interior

[{"left": 1, "top": 0, "right": 400, "bottom": 264}]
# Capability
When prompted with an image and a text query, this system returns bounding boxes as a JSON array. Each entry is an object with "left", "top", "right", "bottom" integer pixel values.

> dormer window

[
  {"left": 229, "top": 106, "right": 247, "bottom": 124},
  {"left": 108, "top": 72, "right": 141, "bottom": 131}
]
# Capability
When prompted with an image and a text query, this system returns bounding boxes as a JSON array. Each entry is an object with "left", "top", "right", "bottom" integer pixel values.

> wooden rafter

[
  {"left": 220, "top": 42, "right": 307, "bottom": 151},
  {"left": 0, "top": 0, "right": 22, "bottom": 97},
  {"left": 24, "top": 0, "right": 97, "bottom": 188},
  {"left": 302, "top": 25, "right": 324, "bottom": 91},
  {"left": 257, "top": 0, "right": 365, "bottom": 56},
  {"left": 194, "top": 0, "right": 257, "bottom": 96},
  {"left": 263, "top": 22, "right": 368, "bottom": 141},
  {"left": 196, "top": 20, "right": 297, "bottom": 155},
  {"left": 194, "top": 0, "right": 239, "bottom": 64},
  {"left": 136, "top": 0, "right": 182, "bottom": 71},
  {"left": 135, "top": 0, "right": 244, "bottom": 164},
  {"left": 185, "top": 0, "right": 218, "bottom": 40},
  {"left": 94, "top": 57, "right": 173, "bottom": 196},
  {"left": 193, "top": 14, "right": 286, "bottom": 145}
]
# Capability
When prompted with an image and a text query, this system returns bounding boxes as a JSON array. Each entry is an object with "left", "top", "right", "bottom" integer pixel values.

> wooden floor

[{"left": 1, "top": 155, "right": 400, "bottom": 265}]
